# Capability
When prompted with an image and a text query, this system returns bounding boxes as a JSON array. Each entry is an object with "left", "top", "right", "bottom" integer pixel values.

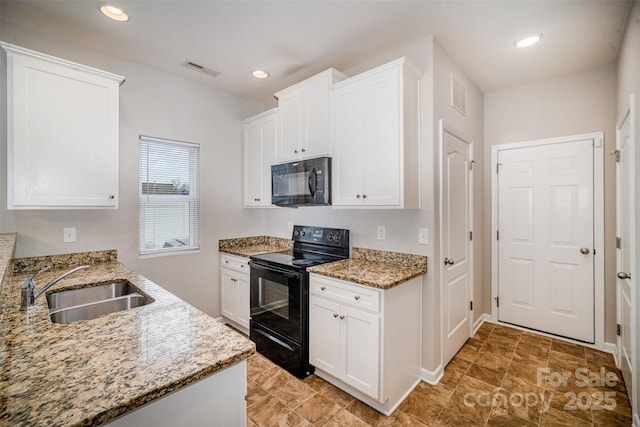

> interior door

[
  {"left": 442, "top": 127, "right": 473, "bottom": 365},
  {"left": 616, "top": 107, "right": 633, "bottom": 401},
  {"left": 497, "top": 138, "right": 594, "bottom": 342}
]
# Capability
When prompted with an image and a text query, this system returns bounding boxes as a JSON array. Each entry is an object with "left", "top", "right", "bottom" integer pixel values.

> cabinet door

[
  {"left": 220, "top": 270, "right": 238, "bottom": 320},
  {"left": 236, "top": 275, "right": 250, "bottom": 330},
  {"left": 309, "top": 296, "right": 342, "bottom": 375},
  {"left": 331, "top": 84, "right": 364, "bottom": 206},
  {"left": 243, "top": 121, "right": 264, "bottom": 206},
  {"left": 276, "top": 90, "right": 301, "bottom": 163},
  {"left": 302, "top": 76, "right": 331, "bottom": 158},
  {"left": 361, "top": 67, "right": 401, "bottom": 206},
  {"left": 341, "top": 305, "right": 380, "bottom": 399},
  {"left": 7, "top": 47, "right": 121, "bottom": 208},
  {"left": 243, "top": 111, "right": 276, "bottom": 207}
]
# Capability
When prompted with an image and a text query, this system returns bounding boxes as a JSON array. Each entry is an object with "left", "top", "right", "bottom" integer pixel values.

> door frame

[
  {"left": 490, "top": 132, "right": 605, "bottom": 348},
  {"left": 439, "top": 120, "right": 474, "bottom": 365}
]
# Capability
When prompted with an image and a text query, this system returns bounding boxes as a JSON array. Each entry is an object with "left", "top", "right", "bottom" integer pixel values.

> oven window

[{"left": 258, "top": 278, "right": 289, "bottom": 320}]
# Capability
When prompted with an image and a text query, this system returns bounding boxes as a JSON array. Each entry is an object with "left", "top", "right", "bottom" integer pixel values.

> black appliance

[
  {"left": 249, "top": 225, "right": 349, "bottom": 378},
  {"left": 271, "top": 157, "right": 331, "bottom": 207}
]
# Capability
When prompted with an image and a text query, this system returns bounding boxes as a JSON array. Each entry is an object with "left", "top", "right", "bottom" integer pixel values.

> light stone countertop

[
  {"left": 0, "top": 250, "right": 255, "bottom": 426},
  {"left": 0, "top": 233, "right": 17, "bottom": 291},
  {"left": 308, "top": 247, "right": 428, "bottom": 289}
]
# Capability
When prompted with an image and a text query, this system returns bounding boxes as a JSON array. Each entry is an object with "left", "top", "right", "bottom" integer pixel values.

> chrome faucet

[{"left": 20, "top": 265, "right": 90, "bottom": 310}]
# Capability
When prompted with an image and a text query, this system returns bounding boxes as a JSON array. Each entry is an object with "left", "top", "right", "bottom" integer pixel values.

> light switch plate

[
  {"left": 63, "top": 227, "right": 76, "bottom": 243},
  {"left": 419, "top": 228, "right": 429, "bottom": 245}
]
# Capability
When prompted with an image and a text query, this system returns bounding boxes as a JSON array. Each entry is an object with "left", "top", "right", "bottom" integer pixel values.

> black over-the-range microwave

[{"left": 271, "top": 156, "right": 331, "bottom": 207}]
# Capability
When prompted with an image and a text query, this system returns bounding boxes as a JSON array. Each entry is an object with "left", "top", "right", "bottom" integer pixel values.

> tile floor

[{"left": 241, "top": 322, "right": 633, "bottom": 426}]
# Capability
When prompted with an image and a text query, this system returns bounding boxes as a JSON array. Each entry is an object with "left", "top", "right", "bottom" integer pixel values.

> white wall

[
  {"left": 484, "top": 63, "right": 618, "bottom": 343},
  {"left": 0, "top": 23, "right": 266, "bottom": 317},
  {"left": 616, "top": 0, "right": 639, "bottom": 422}
]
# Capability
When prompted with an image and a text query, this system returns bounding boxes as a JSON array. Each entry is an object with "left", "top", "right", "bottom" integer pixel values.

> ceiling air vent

[{"left": 182, "top": 60, "right": 221, "bottom": 78}]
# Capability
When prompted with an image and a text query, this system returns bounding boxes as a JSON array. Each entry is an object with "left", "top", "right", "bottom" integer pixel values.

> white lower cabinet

[
  {"left": 309, "top": 273, "right": 421, "bottom": 415},
  {"left": 220, "top": 254, "right": 250, "bottom": 333}
]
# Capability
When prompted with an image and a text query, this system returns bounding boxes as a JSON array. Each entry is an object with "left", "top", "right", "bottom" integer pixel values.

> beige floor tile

[
  {"left": 397, "top": 390, "right": 444, "bottom": 425},
  {"left": 412, "top": 381, "right": 455, "bottom": 407},
  {"left": 317, "top": 382, "right": 355, "bottom": 409},
  {"left": 248, "top": 394, "right": 292, "bottom": 427},
  {"left": 551, "top": 339, "right": 587, "bottom": 359},
  {"left": 247, "top": 380, "right": 270, "bottom": 407},
  {"left": 378, "top": 410, "right": 429, "bottom": 426},
  {"left": 275, "top": 411, "right": 314, "bottom": 427},
  {"left": 295, "top": 394, "right": 342, "bottom": 426},
  {"left": 486, "top": 407, "right": 538, "bottom": 426},
  {"left": 432, "top": 407, "right": 485, "bottom": 426},
  {"left": 327, "top": 409, "right": 372, "bottom": 427},
  {"left": 345, "top": 400, "right": 388, "bottom": 426},
  {"left": 538, "top": 405, "right": 593, "bottom": 426}
]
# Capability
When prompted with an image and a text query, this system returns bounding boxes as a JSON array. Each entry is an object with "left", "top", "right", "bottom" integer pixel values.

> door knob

[
  {"left": 617, "top": 272, "right": 631, "bottom": 280},
  {"left": 444, "top": 257, "right": 455, "bottom": 266},
  {"left": 580, "top": 248, "right": 590, "bottom": 255}
]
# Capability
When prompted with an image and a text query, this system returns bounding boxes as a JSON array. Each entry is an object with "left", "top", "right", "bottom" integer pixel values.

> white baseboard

[
  {"left": 634, "top": 412, "right": 639, "bottom": 427},
  {"left": 421, "top": 365, "right": 443, "bottom": 385}
]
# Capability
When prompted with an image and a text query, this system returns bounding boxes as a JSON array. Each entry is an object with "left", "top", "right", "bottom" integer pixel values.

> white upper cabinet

[
  {"left": 1, "top": 42, "right": 124, "bottom": 209},
  {"left": 243, "top": 108, "right": 277, "bottom": 207},
  {"left": 332, "top": 58, "right": 421, "bottom": 208},
  {"left": 274, "top": 68, "right": 347, "bottom": 163}
]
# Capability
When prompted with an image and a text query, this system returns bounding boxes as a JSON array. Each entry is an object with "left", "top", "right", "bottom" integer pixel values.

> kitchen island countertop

[{"left": 0, "top": 250, "right": 254, "bottom": 426}]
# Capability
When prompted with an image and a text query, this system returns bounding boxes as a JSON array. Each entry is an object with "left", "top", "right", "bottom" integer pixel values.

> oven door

[{"left": 249, "top": 261, "right": 302, "bottom": 343}]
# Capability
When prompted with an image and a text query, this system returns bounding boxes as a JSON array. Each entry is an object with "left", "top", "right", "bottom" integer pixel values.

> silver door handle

[
  {"left": 617, "top": 272, "right": 631, "bottom": 280},
  {"left": 580, "top": 248, "right": 590, "bottom": 255},
  {"left": 444, "top": 257, "right": 455, "bottom": 266},
  {"left": 333, "top": 313, "right": 339, "bottom": 318}
]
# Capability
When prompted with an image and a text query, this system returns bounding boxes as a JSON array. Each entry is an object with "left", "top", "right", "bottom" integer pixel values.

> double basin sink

[{"left": 47, "top": 281, "right": 153, "bottom": 324}]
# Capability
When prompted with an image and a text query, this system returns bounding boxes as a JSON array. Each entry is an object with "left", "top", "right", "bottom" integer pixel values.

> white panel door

[
  {"left": 498, "top": 139, "right": 594, "bottom": 342},
  {"left": 236, "top": 276, "right": 250, "bottom": 331},
  {"left": 276, "top": 90, "right": 301, "bottom": 163},
  {"left": 442, "top": 129, "right": 472, "bottom": 365},
  {"left": 220, "top": 271, "right": 238, "bottom": 321},
  {"left": 616, "top": 106, "right": 634, "bottom": 401}
]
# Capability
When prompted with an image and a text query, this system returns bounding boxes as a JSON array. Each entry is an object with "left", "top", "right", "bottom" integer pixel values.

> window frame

[{"left": 138, "top": 135, "right": 200, "bottom": 257}]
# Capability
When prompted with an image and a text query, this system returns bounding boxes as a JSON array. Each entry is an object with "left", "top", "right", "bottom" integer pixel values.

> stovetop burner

[{"left": 249, "top": 225, "right": 350, "bottom": 272}]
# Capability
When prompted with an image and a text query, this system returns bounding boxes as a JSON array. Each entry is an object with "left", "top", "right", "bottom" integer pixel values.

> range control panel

[{"left": 292, "top": 225, "right": 349, "bottom": 248}]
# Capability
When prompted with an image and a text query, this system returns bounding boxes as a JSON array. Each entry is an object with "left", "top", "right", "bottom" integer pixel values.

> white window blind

[{"left": 139, "top": 135, "right": 199, "bottom": 256}]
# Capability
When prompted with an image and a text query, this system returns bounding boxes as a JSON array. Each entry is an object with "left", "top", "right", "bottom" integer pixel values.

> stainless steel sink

[{"left": 46, "top": 281, "right": 153, "bottom": 324}]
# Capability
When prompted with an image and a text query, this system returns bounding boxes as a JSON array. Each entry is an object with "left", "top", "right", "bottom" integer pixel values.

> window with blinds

[{"left": 139, "top": 135, "right": 200, "bottom": 256}]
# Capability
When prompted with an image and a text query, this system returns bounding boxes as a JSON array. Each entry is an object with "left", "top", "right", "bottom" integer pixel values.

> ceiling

[{"left": 0, "top": 0, "right": 633, "bottom": 104}]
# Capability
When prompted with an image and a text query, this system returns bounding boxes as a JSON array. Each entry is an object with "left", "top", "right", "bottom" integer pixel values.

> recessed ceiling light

[
  {"left": 99, "top": 3, "right": 129, "bottom": 22},
  {"left": 515, "top": 33, "right": 542, "bottom": 48},
  {"left": 252, "top": 70, "right": 270, "bottom": 79}
]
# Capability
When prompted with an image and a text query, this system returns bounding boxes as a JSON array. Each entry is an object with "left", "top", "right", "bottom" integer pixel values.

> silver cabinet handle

[
  {"left": 294, "top": 149, "right": 298, "bottom": 154},
  {"left": 333, "top": 313, "right": 339, "bottom": 318},
  {"left": 109, "top": 195, "right": 115, "bottom": 199},
  {"left": 617, "top": 272, "right": 631, "bottom": 280},
  {"left": 240, "top": 264, "right": 245, "bottom": 268},
  {"left": 301, "top": 148, "right": 306, "bottom": 152},
  {"left": 230, "top": 278, "right": 237, "bottom": 283},
  {"left": 580, "top": 248, "right": 590, "bottom": 255},
  {"left": 356, "top": 194, "right": 361, "bottom": 199},
  {"left": 225, "top": 260, "right": 229, "bottom": 264},
  {"left": 340, "top": 315, "right": 345, "bottom": 320},
  {"left": 444, "top": 257, "right": 455, "bottom": 266},
  {"left": 354, "top": 295, "right": 360, "bottom": 300},
  {"left": 320, "top": 286, "right": 326, "bottom": 291},
  {"left": 362, "top": 194, "right": 367, "bottom": 199}
]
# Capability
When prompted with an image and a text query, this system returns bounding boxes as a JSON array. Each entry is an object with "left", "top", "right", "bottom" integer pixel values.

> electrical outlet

[
  {"left": 63, "top": 227, "right": 76, "bottom": 243},
  {"left": 419, "top": 228, "right": 429, "bottom": 245},
  {"left": 377, "top": 225, "right": 386, "bottom": 240}
]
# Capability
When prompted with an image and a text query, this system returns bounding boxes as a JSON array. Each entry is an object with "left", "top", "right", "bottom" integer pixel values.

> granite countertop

[
  {"left": 308, "top": 247, "right": 428, "bottom": 290},
  {"left": 0, "top": 233, "right": 17, "bottom": 291},
  {"left": 0, "top": 250, "right": 255, "bottom": 427},
  {"left": 219, "top": 236, "right": 292, "bottom": 257}
]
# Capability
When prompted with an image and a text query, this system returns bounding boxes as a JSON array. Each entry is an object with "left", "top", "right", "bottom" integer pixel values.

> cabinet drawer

[
  {"left": 310, "top": 275, "right": 380, "bottom": 313},
  {"left": 220, "top": 254, "right": 250, "bottom": 275}
]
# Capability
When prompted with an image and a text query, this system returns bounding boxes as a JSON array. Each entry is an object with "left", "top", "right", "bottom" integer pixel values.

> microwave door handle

[{"left": 308, "top": 167, "right": 316, "bottom": 198}]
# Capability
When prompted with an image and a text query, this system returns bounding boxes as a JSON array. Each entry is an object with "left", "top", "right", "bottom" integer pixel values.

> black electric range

[{"left": 248, "top": 225, "right": 349, "bottom": 377}]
